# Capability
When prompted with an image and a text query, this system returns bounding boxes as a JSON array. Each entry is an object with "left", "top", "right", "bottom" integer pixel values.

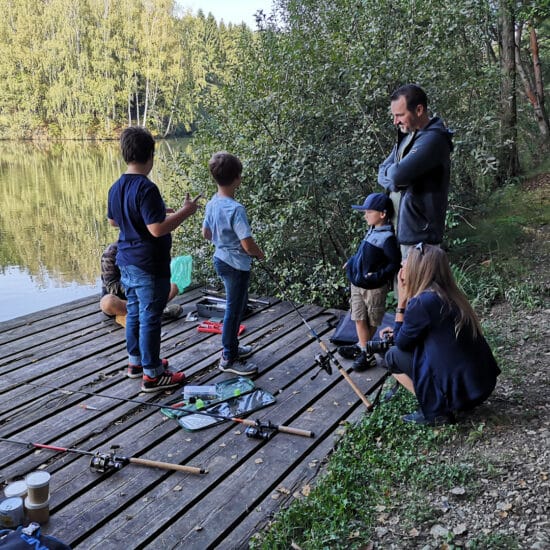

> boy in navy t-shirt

[
  {"left": 107, "top": 127, "right": 201, "bottom": 392},
  {"left": 202, "top": 152, "right": 265, "bottom": 375}
]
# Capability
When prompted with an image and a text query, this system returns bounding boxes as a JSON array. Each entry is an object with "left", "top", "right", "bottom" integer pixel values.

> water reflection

[{"left": 0, "top": 139, "right": 187, "bottom": 322}]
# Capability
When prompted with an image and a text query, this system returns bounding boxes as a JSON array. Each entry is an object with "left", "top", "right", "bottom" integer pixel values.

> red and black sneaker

[
  {"left": 127, "top": 358, "right": 169, "bottom": 379},
  {"left": 141, "top": 370, "right": 186, "bottom": 393}
]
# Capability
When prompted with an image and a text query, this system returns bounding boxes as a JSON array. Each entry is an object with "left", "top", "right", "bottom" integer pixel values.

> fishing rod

[
  {"left": 257, "top": 262, "right": 376, "bottom": 410},
  {"left": 169, "top": 400, "right": 314, "bottom": 439},
  {"left": 24, "top": 382, "right": 314, "bottom": 439},
  {"left": 0, "top": 437, "right": 206, "bottom": 475}
]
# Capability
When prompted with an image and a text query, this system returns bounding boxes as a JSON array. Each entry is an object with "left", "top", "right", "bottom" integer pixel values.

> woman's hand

[{"left": 397, "top": 266, "right": 409, "bottom": 303}]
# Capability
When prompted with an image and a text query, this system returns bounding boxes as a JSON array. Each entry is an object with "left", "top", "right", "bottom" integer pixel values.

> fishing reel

[
  {"left": 311, "top": 353, "right": 333, "bottom": 380},
  {"left": 89, "top": 446, "right": 128, "bottom": 473},
  {"left": 245, "top": 420, "right": 277, "bottom": 441}
]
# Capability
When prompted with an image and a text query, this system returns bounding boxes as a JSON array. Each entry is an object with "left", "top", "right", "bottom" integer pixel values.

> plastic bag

[
  {"left": 170, "top": 256, "right": 193, "bottom": 293},
  {"left": 0, "top": 524, "right": 71, "bottom": 550}
]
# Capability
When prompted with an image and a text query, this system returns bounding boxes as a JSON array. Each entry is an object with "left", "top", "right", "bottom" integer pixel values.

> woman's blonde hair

[{"left": 405, "top": 244, "right": 482, "bottom": 338}]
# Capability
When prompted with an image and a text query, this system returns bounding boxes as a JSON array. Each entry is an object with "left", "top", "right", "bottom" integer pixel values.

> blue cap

[{"left": 351, "top": 193, "right": 393, "bottom": 216}]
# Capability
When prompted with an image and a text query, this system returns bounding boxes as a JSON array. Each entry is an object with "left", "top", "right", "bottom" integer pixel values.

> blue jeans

[
  {"left": 120, "top": 265, "right": 170, "bottom": 377},
  {"left": 214, "top": 257, "right": 250, "bottom": 361}
]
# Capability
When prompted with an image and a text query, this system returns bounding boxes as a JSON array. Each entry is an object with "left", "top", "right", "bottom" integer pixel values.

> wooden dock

[{"left": 0, "top": 288, "right": 389, "bottom": 549}]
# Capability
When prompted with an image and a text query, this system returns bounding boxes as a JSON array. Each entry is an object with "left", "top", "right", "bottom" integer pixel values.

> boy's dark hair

[
  {"left": 390, "top": 84, "right": 428, "bottom": 112},
  {"left": 209, "top": 152, "right": 243, "bottom": 186},
  {"left": 120, "top": 127, "right": 155, "bottom": 164}
]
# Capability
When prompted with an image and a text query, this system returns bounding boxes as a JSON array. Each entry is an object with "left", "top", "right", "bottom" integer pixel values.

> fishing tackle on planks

[
  {"left": 257, "top": 262, "right": 388, "bottom": 411},
  {"left": 0, "top": 437, "right": 207, "bottom": 475},
  {"left": 23, "top": 382, "right": 314, "bottom": 439}
]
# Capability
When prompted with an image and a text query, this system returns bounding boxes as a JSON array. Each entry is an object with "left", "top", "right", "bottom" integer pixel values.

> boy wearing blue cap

[{"left": 340, "top": 193, "right": 401, "bottom": 370}]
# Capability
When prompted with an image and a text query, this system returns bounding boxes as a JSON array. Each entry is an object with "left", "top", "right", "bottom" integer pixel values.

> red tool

[{"left": 197, "top": 320, "right": 245, "bottom": 336}]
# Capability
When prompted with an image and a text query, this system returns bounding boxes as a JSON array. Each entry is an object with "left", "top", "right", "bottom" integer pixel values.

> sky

[{"left": 179, "top": 1, "right": 274, "bottom": 28}]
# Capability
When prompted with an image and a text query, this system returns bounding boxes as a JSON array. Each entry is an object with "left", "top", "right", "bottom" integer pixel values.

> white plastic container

[
  {"left": 24, "top": 496, "right": 50, "bottom": 524},
  {"left": 3, "top": 480, "right": 27, "bottom": 499},
  {"left": 25, "top": 471, "right": 51, "bottom": 504},
  {"left": 0, "top": 497, "right": 24, "bottom": 528}
]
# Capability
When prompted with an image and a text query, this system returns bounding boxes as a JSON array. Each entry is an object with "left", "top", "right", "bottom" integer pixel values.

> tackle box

[{"left": 196, "top": 297, "right": 227, "bottom": 319}]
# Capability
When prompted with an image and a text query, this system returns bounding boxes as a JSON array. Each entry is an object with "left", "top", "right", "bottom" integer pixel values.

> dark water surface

[{"left": 0, "top": 139, "right": 187, "bottom": 322}]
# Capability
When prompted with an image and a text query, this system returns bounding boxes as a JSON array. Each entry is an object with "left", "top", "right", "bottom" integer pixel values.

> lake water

[{"left": 0, "top": 139, "right": 187, "bottom": 322}]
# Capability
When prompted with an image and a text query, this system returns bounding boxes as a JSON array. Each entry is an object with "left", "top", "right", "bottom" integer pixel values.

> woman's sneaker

[
  {"left": 218, "top": 355, "right": 258, "bottom": 376},
  {"left": 128, "top": 358, "right": 169, "bottom": 379},
  {"left": 141, "top": 370, "right": 186, "bottom": 393}
]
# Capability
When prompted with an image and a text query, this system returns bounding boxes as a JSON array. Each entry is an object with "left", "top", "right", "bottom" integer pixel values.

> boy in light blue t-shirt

[{"left": 202, "top": 152, "right": 265, "bottom": 375}]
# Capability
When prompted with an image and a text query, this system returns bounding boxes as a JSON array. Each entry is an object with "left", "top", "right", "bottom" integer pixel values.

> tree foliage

[
  {"left": 171, "top": 0, "right": 547, "bottom": 307},
  {"left": 0, "top": 0, "right": 252, "bottom": 138}
]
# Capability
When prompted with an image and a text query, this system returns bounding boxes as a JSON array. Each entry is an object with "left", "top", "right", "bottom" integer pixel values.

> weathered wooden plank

[
  {"left": 222, "top": 405, "right": 368, "bottom": 549},
  {"left": 0, "top": 305, "right": 336, "bottom": 466},
  {"left": 0, "top": 288, "right": 206, "bottom": 360},
  {"left": 0, "top": 299, "right": 298, "bottom": 428},
  {"left": 140, "top": 376, "right": 377, "bottom": 549},
  {"left": 65, "top": 341, "right": 384, "bottom": 548},
  {"left": 0, "top": 295, "right": 99, "bottom": 337},
  {"left": 0, "top": 293, "right": 389, "bottom": 550}
]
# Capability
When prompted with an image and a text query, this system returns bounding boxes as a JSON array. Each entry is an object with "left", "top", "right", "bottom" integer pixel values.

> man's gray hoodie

[{"left": 378, "top": 117, "right": 454, "bottom": 245}]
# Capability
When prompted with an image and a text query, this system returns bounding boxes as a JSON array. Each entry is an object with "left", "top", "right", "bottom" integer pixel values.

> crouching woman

[{"left": 383, "top": 243, "right": 500, "bottom": 425}]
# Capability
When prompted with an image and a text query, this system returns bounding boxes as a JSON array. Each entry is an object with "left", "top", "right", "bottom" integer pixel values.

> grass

[
  {"left": 448, "top": 181, "right": 549, "bottom": 312},
  {"left": 250, "top": 177, "right": 548, "bottom": 549},
  {"left": 250, "top": 391, "right": 468, "bottom": 549}
]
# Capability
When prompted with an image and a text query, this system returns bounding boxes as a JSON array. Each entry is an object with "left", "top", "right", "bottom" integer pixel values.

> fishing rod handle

[
  {"left": 276, "top": 425, "right": 315, "bottom": 438},
  {"left": 318, "top": 340, "right": 330, "bottom": 354},
  {"left": 316, "top": 340, "right": 374, "bottom": 410},
  {"left": 129, "top": 457, "right": 207, "bottom": 475},
  {"left": 337, "top": 368, "right": 374, "bottom": 410}
]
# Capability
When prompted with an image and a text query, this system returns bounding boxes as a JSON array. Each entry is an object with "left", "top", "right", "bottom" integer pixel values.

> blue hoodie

[
  {"left": 378, "top": 117, "right": 454, "bottom": 245},
  {"left": 345, "top": 224, "right": 401, "bottom": 289}
]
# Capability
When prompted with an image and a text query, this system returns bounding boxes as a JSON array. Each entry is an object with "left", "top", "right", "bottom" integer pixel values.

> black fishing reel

[
  {"left": 89, "top": 446, "right": 128, "bottom": 473},
  {"left": 245, "top": 420, "right": 277, "bottom": 441},
  {"left": 311, "top": 353, "right": 333, "bottom": 379}
]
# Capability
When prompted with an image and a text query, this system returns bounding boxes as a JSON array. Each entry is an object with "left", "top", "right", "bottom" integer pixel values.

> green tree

[
  {"left": 0, "top": 0, "right": 251, "bottom": 138},
  {"left": 497, "top": 0, "right": 521, "bottom": 180},
  {"left": 514, "top": 1, "right": 550, "bottom": 151},
  {"left": 171, "top": 0, "right": 514, "bottom": 307}
]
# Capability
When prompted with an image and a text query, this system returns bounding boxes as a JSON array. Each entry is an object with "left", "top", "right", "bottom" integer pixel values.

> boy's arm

[
  {"left": 359, "top": 237, "right": 401, "bottom": 288},
  {"left": 241, "top": 237, "right": 265, "bottom": 260},
  {"left": 147, "top": 193, "right": 202, "bottom": 238},
  {"left": 202, "top": 226, "right": 212, "bottom": 241}
]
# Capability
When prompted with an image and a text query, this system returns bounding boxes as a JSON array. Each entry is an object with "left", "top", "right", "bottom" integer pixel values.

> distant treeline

[{"left": 0, "top": 0, "right": 253, "bottom": 139}]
